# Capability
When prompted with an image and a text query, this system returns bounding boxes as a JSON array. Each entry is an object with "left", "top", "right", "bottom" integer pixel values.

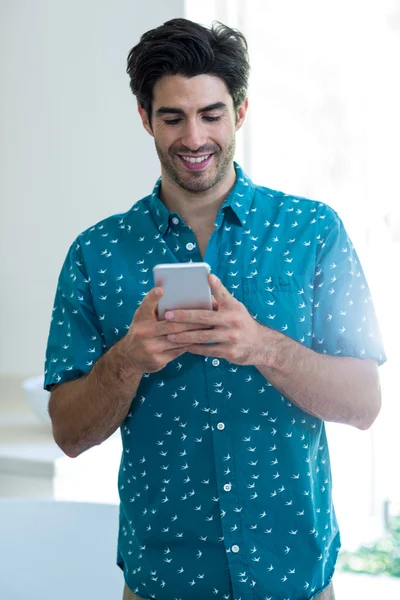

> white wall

[{"left": 0, "top": 0, "right": 185, "bottom": 377}]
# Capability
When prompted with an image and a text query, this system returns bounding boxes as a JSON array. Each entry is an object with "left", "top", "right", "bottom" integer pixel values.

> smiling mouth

[
  {"left": 180, "top": 154, "right": 211, "bottom": 163},
  {"left": 178, "top": 154, "right": 214, "bottom": 171}
]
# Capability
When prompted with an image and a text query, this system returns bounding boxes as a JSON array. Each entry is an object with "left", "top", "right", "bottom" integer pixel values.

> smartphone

[{"left": 152, "top": 262, "right": 212, "bottom": 319}]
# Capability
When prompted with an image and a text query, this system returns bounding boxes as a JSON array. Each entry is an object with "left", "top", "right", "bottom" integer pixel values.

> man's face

[{"left": 139, "top": 74, "right": 247, "bottom": 194}]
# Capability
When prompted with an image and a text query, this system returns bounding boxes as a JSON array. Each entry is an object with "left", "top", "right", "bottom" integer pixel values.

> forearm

[
  {"left": 49, "top": 336, "right": 143, "bottom": 458},
  {"left": 254, "top": 325, "right": 381, "bottom": 430}
]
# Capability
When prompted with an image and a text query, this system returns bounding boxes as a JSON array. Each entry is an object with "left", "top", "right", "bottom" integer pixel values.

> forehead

[{"left": 152, "top": 74, "right": 233, "bottom": 113}]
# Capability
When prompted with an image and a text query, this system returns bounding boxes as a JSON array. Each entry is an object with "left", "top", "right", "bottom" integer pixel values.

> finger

[
  {"left": 165, "top": 308, "right": 226, "bottom": 326},
  {"left": 208, "top": 274, "right": 234, "bottom": 305},
  {"left": 167, "top": 328, "right": 230, "bottom": 345},
  {"left": 135, "top": 287, "right": 163, "bottom": 321},
  {"left": 211, "top": 296, "right": 218, "bottom": 311},
  {"left": 163, "top": 346, "right": 191, "bottom": 361},
  {"left": 158, "top": 339, "right": 195, "bottom": 352},
  {"left": 187, "top": 343, "right": 223, "bottom": 357},
  {"left": 156, "top": 321, "right": 213, "bottom": 337}
]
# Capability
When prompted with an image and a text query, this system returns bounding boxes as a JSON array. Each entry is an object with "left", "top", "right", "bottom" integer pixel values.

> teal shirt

[{"left": 44, "top": 164, "right": 386, "bottom": 600}]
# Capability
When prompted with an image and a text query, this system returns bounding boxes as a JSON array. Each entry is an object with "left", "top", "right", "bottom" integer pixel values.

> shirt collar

[{"left": 148, "top": 162, "right": 255, "bottom": 236}]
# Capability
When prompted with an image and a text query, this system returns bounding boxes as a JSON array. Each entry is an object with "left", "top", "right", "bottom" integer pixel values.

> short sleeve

[
  {"left": 43, "top": 238, "right": 104, "bottom": 391},
  {"left": 312, "top": 208, "right": 386, "bottom": 365}
]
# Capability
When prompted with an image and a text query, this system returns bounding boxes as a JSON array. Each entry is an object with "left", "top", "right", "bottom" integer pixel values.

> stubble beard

[{"left": 155, "top": 137, "right": 236, "bottom": 194}]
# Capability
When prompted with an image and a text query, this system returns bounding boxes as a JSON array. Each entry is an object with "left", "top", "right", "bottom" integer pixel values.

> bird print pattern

[{"left": 44, "top": 163, "right": 386, "bottom": 600}]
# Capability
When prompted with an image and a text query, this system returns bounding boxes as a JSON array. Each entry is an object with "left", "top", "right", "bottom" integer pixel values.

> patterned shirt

[{"left": 44, "top": 163, "right": 386, "bottom": 600}]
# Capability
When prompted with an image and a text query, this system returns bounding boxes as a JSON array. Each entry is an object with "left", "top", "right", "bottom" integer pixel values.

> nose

[{"left": 180, "top": 119, "right": 207, "bottom": 152}]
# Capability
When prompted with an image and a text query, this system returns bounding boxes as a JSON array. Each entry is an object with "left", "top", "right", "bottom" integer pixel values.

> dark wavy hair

[{"left": 126, "top": 18, "right": 249, "bottom": 123}]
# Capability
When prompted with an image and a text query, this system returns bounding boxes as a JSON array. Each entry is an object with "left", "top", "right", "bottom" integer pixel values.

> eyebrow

[{"left": 155, "top": 102, "right": 228, "bottom": 117}]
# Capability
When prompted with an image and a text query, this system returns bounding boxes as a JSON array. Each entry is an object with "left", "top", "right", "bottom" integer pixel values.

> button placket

[
  {"left": 178, "top": 230, "right": 202, "bottom": 261},
  {"left": 203, "top": 359, "right": 249, "bottom": 587}
]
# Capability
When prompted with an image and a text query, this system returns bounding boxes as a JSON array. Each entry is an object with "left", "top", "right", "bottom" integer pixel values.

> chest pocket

[{"left": 242, "top": 274, "right": 314, "bottom": 346}]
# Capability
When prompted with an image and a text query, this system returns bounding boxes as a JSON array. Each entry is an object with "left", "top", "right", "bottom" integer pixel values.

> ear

[
  {"left": 235, "top": 98, "right": 249, "bottom": 132},
  {"left": 138, "top": 104, "right": 154, "bottom": 137}
]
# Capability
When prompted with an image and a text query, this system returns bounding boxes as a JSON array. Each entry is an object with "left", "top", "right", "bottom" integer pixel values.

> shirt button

[
  {"left": 231, "top": 545, "right": 240, "bottom": 553},
  {"left": 223, "top": 483, "right": 232, "bottom": 492},
  {"left": 212, "top": 359, "right": 220, "bottom": 367},
  {"left": 172, "top": 217, "right": 179, "bottom": 225},
  {"left": 186, "top": 242, "right": 195, "bottom": 251},
  {"left": 217, "top": 422, "right": 225, "bottom": 431}
]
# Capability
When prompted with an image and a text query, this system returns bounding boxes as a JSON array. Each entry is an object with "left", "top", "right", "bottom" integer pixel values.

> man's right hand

[
  {"left": 48, "top": 286, "right": 214, "bottom": 457},
  {"left": 121, "top": 287, "right": 212, "bottom": 374}
]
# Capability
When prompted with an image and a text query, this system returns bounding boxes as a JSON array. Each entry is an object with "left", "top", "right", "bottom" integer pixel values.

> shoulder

[
  {"left": 253, "top": 183, "right": 338, "bottom": 219},
  {"left": 74, "top": 195, "right": 152, "bottom": 248},
  {"left": 251, "top": 183, "right": 342, "bottom": 235}
]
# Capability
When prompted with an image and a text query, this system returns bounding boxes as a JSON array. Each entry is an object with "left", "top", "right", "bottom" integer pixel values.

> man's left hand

[{"left": 165, "top": 274, "right": 266, "bottom": 365}]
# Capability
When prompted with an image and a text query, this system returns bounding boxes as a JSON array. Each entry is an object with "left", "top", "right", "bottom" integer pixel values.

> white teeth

[{"left": 181, "top": 155, "right": 210, "bottom": 164}]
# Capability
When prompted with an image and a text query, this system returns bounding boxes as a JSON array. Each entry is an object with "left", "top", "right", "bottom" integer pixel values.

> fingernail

[
  {"left": 165, "top": 311, "right": 174, "bottom": 320},
  {"left": 168, "top": 334, "right": 176, "bottom": 341}
]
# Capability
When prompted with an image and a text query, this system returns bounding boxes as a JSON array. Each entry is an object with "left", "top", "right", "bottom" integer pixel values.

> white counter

[{"left": 0, "top": 376, "right": 121, "bottom": 503}]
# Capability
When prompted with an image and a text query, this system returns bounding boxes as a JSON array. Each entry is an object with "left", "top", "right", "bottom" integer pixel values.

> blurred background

[{"left": 0, "top": 0, "right": 399, "bottom": 598}]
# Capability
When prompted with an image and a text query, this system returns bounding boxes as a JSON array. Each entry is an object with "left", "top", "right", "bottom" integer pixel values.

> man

[{"left": 44, "top": 18, "right": 386, "bottom": 600}]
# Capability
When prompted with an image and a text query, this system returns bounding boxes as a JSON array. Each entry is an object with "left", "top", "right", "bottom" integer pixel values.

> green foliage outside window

[{"left": 337, "top": 515, "right": 400, "bottom": 578}]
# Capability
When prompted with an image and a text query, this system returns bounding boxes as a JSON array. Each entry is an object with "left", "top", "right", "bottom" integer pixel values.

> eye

[
  {"left": 203, "top": 116, "right": 222, "bottom": 122},
  {"left": 164, "top": 119, "right": 182, "bottom": 126}
]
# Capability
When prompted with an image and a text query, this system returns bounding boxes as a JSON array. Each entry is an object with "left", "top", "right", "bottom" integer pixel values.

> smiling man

[
  {"left": 137, "top": 68, "right": 248, "bottom": 259},
  {"left": 152, "top": 94, "right": 236, "bottom": 189},
  {"left": 44, "top": 18, "right": 386, "bottom": 600}
]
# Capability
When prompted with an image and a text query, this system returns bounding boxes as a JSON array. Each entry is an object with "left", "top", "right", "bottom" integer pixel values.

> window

[{"left": 186, "top": 0, "right": 400, "bottom": 549}]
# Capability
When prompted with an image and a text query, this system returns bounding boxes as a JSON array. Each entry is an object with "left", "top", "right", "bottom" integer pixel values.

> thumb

[
  {"left": 135, "top": 286, "right": 163, "bottom": 321},
  {"left": 208, "top": 274, "right": 234, "bottom": 306}
]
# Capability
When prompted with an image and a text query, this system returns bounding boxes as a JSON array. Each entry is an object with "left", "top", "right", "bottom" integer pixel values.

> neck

[{"left": 159, "top": 163, "right": 237, "bottom": 230}]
